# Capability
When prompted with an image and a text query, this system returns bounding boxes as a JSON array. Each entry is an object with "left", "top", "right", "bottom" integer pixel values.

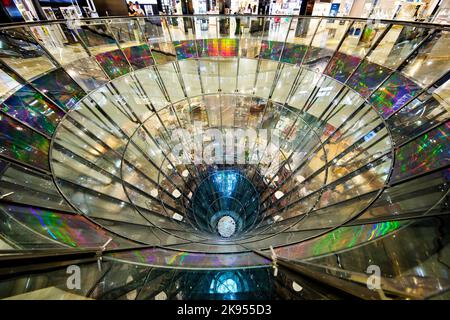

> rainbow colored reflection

[
  {"left": 259, "top": 40, "right": 284, "bottom": 61},
  {"left": 2, "top": 204, "right": 121, "bottom": 248},
  {"left": 281, "top": 43, "right": 307, "bottom": 64},
  {"left": 109, "top": 247, "right": 270, "bottom": 269},
  {"left": 220, "top": 38, "right": 238, "bottom": 57},
  {"left": 95, "top": 49, "right": 132, "bottom": 79},
  {"left": 325, "top": 52, "right": 361, "bottom": 83},
  {"left": 195, "top": 39, "right": 239, "bottom": 57},
  {"left": 197, "top": 39, "right": 220, "bottom": 57},
  {"left": 392, "top": 122, "right": 450, "bottom": 182},
  {"left": 347, "top": 60, "right": 391, "bottom": 97},
  {"left": 174, "top": 40, "right": 198, "bottom": 60},
  {"left": 275, "top": 220, "right": 404, "bottom": 260},
  {"left": 387, "top": 92, "right": 444, "bottom": 145},
  {"left": 123, "top": 44, "right": 155, "bottom": 69},
  {"left": 1, "top": 85, "right": 64, "bottom": 135},
  {"left": 369, "top": 72, "right": 422, "bottom": 118},
  {"left": 0, "top": 114, "right": 49, "bottom": 170},
  {"left": 31, "top": 69, "right": 85, "bottom": 110}
]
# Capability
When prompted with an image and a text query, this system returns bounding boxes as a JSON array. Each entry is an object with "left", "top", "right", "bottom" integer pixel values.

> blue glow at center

[{"left": 213, "top": 171, "right": 238, "bottom": 196}]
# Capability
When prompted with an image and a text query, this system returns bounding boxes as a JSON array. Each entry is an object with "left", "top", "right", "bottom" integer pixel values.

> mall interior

[{"left": 0, "top": 0, "right": 448, "bottom": 300}]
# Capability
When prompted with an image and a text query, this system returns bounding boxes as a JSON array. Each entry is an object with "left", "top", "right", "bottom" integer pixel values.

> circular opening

[{"left": 217, "top": 215, "right": 237, "bottom": 238}]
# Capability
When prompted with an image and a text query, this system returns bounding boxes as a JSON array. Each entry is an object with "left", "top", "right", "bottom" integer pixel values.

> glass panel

[
  {"left": 391, "top": 122, "right": 449, "bottom": 182},
  {"left": 357, "top": 169, "right": 449, "bottom": 221},
  {"left": 280, "top": 43, "right": 307, "bottom": 65},
  {"left": 290, "top": 192, "right": 376, "bottom": 231},
  {"left": 339, "top": 21, "right": 389, "bottom": 58},
  {"left": 288, "top": 69, "right": 322, "bottom": 108},
  {"left": 259, "top": 40, "right": 284, "bottom": 61},
  {"left": 254, "top": 59, "right": 277, "bottom": 99},
  {"left": 29, "top": 24, "right": 89, "bottom": 65},
  {"left": 367, "top": 25, "right": 432, "bottom": 69},
  {"left": 219, "top": 58, "right": 238, "bottom": 93},
  {"left": 74, "top": 22, "right": 120, "bottom": 55},
  {"left": 369, "top": 72, "right": 422, "bottom": 118},
  {"left": 272, "top": 220, "right": 406, "bottom": 260},
  {"left": 0, "top": 114, "right": 49, "bottom": 170},
  {"left": 0, "top": 27, "right": 57, "bottom": 81},
  {"left": 286, "top": 18, "right": 322, "bottom": 46},
  {"left": 303, "top": 19, "right": 351, "bottom": 73},
  {"left": 199, "top": 59, "right": 219, "bottom": 94},
  {"left": 134, "top": 67, "right": 170, "bottom": 110},
  {"left": 401, "top": 30, "right": 450, "bottom": 87},
  {"left": 173, "top": 40, "right": 198, "bottom": 60},
  {"left": 0, "top": 262, "right": 110, "bottom": 298},
  {"left": 1, "top": 85, "right": 64, "bottom": 135},
  {"left": 108, "top": 75, "right": 154, "bottom": 122},
  {"left": 149, "top": 41, "right": 176, "bottom": 64},
  {"left": 92, "top": 218, "right": 164, "bottom": 245},
  {"left": 0, "top": 161, "right": 71, "bottom": 211},
  {"left": 156, "top": 62, "right": 185, "bottom": 102},
  {"left": 237, "top": 57, "right": 257, "bottom": 94},
  {"left": 0, "top": 203, "right": 125, "bottom": 248},
  {"left": 63, "top": 57, "right": 109, "bottom": 92},
  {"left": 309, "top": 216, "right": 450, "bottom": 287},
  {"left": 387, "top": 76, "right": 450, "bottom": 145},
  {"left": 346, "top": 60, "right": 392, "bottom": 97},
  {"left": 325, "top": 52, "right": 361, "bottom": 83},
  {"left": 169, "top": 16, "right": 197, "bottom": 41},
  {"left": 0, "top": 67, "right": 21, "bottom": 98},
  {"left": 178, "top": 60, "right": 202, "bottom": 97},
  {"left": 0, "top": 207, "right": 64, "bottom": 249},
  {"left": 31, "top": 68, "right": 85, "bottom": 110},
  {"left": 197, "top": 39, "right": 220, "bottom": 57},
  {"left": 108, "top": 19, "right": 145, "bottom": 49},
  {"left": 95, "top": 49, "right": 132, "bottom": 79},
  {"left": 219, "top": 38, "right": 239, "bottom": 57},
  {"left": 108, "top": 247, "right": 270, "bottom": 269},
  {"left": 193, "top": 16, "right": 216, "bottom": 40},
  {"left": 122, "top": 44, "right": 154, "bottom": 69}
]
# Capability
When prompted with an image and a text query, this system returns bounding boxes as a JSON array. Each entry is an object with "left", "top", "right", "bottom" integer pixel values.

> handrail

[
  {"left": 0, "top": 15, "right": 448, "bottom": 30},
  {"left": 250, "top": 248, "right": 422, "bottom": 299},
  {"left": 0, "top": 248, "right": 100, "bottom": 279}
]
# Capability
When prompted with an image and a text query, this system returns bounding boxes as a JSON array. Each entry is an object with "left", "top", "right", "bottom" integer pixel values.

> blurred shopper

[
  {"left": 128, "top": 1, "right": 137, "bottom": 16},
  {"left": 273, "top": 10, "right": 281, "bottom": 30},
  {"left": 134, "top": 2, "right": 145, "bottom": 16}
]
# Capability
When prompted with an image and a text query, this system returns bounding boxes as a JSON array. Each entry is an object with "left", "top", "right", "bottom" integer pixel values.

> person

[
  {"left": 234, "top": 11, "right": 241, "bottom": 35},
  {"left": 134, "top": 2, "right": 144, "bottom": 16},
  {"left": 273, "top": 10, "right": 281, "bottom": 29},
  {"left": 230, "top": 12, "right": 236, "bottom": 37},
  {"left": 252, "top": 5, "right": 257, "bottom": 14},
  {"left": 127, "top": 1, "right": 137, "bottom": 16},
  {"left": 245, "top": 4, "right": 252, "bottom": 14}
]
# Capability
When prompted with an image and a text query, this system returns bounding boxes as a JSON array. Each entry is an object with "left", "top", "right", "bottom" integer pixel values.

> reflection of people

[
  {"left": 273, "top": 10, "right": 281, "bottom": 29},
  {"left": 127, "top": 1, "right": 137, "bottom": 16},
  {"left": 134, "top": 2, "right": 144, "bottom": 16},
  {"left": 234, "top": 12, "right": 241, "bottom": 35},
  {"left": 230, "top": 13, "right": 236, "bottom": 37}
]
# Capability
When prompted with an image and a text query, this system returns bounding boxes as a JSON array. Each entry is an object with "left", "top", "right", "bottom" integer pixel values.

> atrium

[{"left": 0, "top": 1, "right": 449, "bottom": 301}]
